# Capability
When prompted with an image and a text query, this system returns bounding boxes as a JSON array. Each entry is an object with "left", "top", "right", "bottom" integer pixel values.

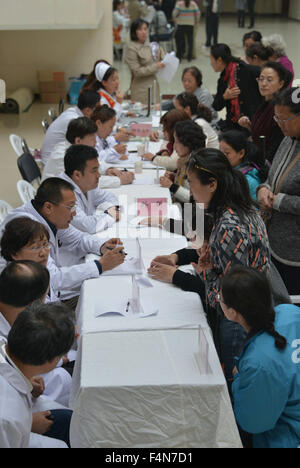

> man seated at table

[
  {"left": 59, "top": 144, "right": 120, "bottom": 235},
  {"left": 41, "top": 90, "right": 101, "bottom": 166},
  {"left": 0, "top": 301, "right": 76, "bottom": 448},
  {"left": 0, "top": 178, "right": 126, "bottom": 309},
  {"left": 42, "top": 116, "right": 134, "bottom": 188}
]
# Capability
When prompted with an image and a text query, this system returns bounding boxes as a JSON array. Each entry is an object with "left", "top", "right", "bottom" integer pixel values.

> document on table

[
  {"left": 157, "top": 52, "right": 180, "bottom": 83},
  {"left": 95, "top": 276, "right": 158, "bottom": 319}
]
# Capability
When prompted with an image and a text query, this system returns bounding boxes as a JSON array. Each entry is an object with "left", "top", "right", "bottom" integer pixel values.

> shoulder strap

[{"left": 274, "top": 151, "right": 300, "bottom": 195}]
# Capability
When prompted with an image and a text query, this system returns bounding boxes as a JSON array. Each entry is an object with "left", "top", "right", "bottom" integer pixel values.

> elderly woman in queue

[{"left": 257, "top": 87, "right": 300, "bottom": 299}]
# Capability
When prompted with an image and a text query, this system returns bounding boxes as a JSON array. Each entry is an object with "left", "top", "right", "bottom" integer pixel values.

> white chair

[
  {"left": 17, "top": 180, "right": 36, "bottom": 205},
  {"left": 0, "top": 200, "right": 13, "bottom": 224},
  {"left": 9, "top": 134, "right": 23, "bottom": 157}
]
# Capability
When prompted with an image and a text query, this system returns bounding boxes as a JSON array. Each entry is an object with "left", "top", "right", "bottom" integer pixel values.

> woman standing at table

[
  {"left": 148, "top": 147, "right": 271, "bottom": 390},
  {"left": 210, "top": 43, "right": 262, "bottom": 132},
  {"left": 257, "top": 87, "right": 300, "bottom": 299},
  {"left": 125, "top": 19, "right": 165, "bottom": 105}
]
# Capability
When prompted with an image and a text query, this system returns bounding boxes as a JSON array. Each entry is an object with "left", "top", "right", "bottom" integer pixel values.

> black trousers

[
  {"left": 272, "top": 257, "right": 300, "bottom": 297},
  {"left": 175, "top": 25, "right": 194, "bottom": 60},
  {"left": 247, "top": 0, "right": 256, "bottom": 27},
  {"left": 205, "top": 12, "right": 219, "bottom": 47},
  {"left": 237, "top": 10, "right": 245, "bottom": 27}
]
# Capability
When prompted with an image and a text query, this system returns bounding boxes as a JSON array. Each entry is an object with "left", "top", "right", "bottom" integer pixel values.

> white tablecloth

[
  {"left": 69, "top": 167, "right": 242, "bottom": 449},
  {"left": 70, "top": 329, "right": 242, "bottom": 448}
]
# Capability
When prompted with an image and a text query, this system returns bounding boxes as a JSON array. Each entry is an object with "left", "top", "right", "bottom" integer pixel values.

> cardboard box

[
  {"left": 37, "top": 70, "right": 65, "bottom": 82},
  {"left": 39, "top": 81, "right": 66, "bottom": 93},
  {"left": 40, "top": 92, "right": 67, "bottom": 104}
]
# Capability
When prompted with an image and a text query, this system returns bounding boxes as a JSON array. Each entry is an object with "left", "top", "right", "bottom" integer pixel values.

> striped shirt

[
  {"left": 201, "top": 208, "right": 270, "bottom": 307},
  {"left": 173, "top": 1, "right": 200, "bottom": 26}
]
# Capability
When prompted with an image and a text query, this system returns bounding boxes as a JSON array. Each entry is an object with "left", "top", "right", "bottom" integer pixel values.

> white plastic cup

[{"left": 135, "top": 160, "right": 143, "bottom": 174}]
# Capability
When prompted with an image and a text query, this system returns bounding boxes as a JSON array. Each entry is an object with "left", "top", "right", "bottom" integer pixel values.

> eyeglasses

[
  {"left": 256, "top": 77, "right": 275, "bottom": 84},
  {"left": 273, "top": 112, "right": 300, "bottom": 125},
  {"left": 23, "top": 242, "right": 51, "bottom": 253},
  {"left": 59, "top": 203, "right": 77, "bottom": 213}
]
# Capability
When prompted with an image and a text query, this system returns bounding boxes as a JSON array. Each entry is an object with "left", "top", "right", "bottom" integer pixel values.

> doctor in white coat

[
  {"left": 41, "top": 90, "right": 101, "bottom": 166},
  {"left": 0, "top": 178, "right": 126, "bottom": 302},
  {"left": 59, "top": 144, "right": 120, "bottom": 235},
  {"left": 0, "top": 302, "right": 75, "bottom": 448},
  {"left": 42, "top": 116, "right": 134, "bottom": 188}
]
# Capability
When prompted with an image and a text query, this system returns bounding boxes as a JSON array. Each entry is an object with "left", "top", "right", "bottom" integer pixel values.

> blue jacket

[
  {"left": 237, "top": 163, "right": 261, "bottom": 201},
  {"left": 232, "top": 304, "right": 300, "bottom": 448}
]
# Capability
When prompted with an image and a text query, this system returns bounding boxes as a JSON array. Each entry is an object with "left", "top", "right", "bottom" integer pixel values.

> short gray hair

[{"left": 262, "top": 34, "right": 286, "bottom": 58}]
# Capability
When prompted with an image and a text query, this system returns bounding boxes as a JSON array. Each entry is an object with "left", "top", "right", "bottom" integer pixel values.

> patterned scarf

[{"left": 223, "top": 62, "right": 240, "bottom": 123}]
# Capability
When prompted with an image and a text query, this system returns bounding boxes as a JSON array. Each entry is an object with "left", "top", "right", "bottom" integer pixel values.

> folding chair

[
  {"left": 0, "top": 200, "right": 13, "bottom": 224},
  {"left": 17, "top": 180, "right": 37, "bottom": 205},
  {"left": 17, "top": 152, "right": 41, "bottom": 186}
]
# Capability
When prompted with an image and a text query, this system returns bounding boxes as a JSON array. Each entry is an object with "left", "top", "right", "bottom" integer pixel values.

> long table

[{"left": 69, "top": 151, "right": 242, "bottom": 449}]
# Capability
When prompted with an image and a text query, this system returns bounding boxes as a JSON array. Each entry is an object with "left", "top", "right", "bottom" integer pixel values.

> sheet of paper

[{"left": 157, "top": 52, "right": 180, "bottom": 83}]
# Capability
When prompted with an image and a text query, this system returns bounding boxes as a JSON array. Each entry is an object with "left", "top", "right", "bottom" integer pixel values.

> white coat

[
  {"left": 95, "top": 135, "right": 123, "bottom": 164},
  {"left": 0, "top": 341, "right": 67, "bottom": 448},
  {"left": 41, "top": 106, "right": 84, "bottom": 165},
  {"left": 59, "top": 173, "right": 119, "bottom": 234},
  {"left": 0, "top": 202, "right": 108, "bottom": 300},
  {"left": 0, "top": 312, "right": 72, "bottom": 409},
  {"left": 42, "top": 140, "right": 121, "bottom": 189}
]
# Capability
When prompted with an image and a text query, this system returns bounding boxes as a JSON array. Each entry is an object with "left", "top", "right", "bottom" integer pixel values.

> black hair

[
  {"left": 0, "top": 261, "right": 50, "bottom": 307},
  {"left": 64, "top": 145, "right": 99, "bottom": 177},
  {"left": 82, "top": 60, "right": 117, "bottom": 92},
  {"left": 1, "top": 217, "right": 50, "bottom": 262},
  {"left": 219, "top": 130, "right": 264, "bottom": 167},
  {"left": 182, "top": 67, "right": 203, "bottom": 87},
  {"left": 130, "top": 19, "right": 149, "bottom": 41},
  {"left": 7, "top": 302, "right": 75, "bottom": 366},
  {"left": 77, "top": 90, "right": 101, "bottom": 111},
  {"left": 274, "top": 87, "right": 300, "bottom": 114},
  {"left": 260, "top": 61, "right": 293, "bottom": 90},
  {"left": 221, "top": 266, "right": 287, "bottom": 350},
  {"left": 113, "top": 0, "right": 122, "bottom": 11},
  {"left": 243, "top": 30, "right": 262, "bottom": 45},
  {"left": 245, "top": 42, "right": 274, "bottom": 61},
  {"left": 174, "top": 120, "right": 206, "bottom": 153},
  {"left": 210, "top": 44, "right": 239, "bottom": 65},
  {"left": 196, "top": 103, "right": 213, "bottom": 123},
  {"left": 33, "top": 178, "right": 74, "bottom": 210},
  {"left": 175, "top": 92, "right": 199, "bottom": 116},
  {"left": 187, "top": 148, "right": 254, "bottom": 222},
  {"left": 90, "top": 104, "right": 117, "bottom": 124},
  {"left": 66, "top": 117, "right": 98, "bottom": 144}
]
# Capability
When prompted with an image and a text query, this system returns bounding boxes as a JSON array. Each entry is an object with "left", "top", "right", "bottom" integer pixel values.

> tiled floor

[{"left": 0, "top": 16, "right": 299, "bottom": 207}]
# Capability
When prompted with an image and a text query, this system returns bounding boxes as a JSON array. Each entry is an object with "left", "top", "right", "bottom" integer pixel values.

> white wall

[
  {"left": 289, "top": 0, "right": 300, "bottom": 20},
  {"left": 0, "top": 0, "right": 113, "bottom": 93}
]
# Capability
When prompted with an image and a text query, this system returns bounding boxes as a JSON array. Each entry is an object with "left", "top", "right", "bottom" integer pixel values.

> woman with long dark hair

[
  {"left": 220, "top": 265, "right": 300, "bottom": 448},
  {"left": 149, "top": 148, "right": 270, "bottom": 390},
  {"left": 210, "top": 43, "right": 262, "bottom": 131}
]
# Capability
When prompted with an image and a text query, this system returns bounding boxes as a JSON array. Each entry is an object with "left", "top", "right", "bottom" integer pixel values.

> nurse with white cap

[{"left": 95, "top": 61, "right": 124, "bottom": 121}]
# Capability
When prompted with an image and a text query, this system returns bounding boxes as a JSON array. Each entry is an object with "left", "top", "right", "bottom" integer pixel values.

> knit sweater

[
  {"left": 173, "top": 1, "right": 200, "bottom": 26},
  {"left": 202, "top": 208, "right": 270, "bottom": 308},
  {"left": 258, "top": 136, "right": 300, "bottom": 267}
]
